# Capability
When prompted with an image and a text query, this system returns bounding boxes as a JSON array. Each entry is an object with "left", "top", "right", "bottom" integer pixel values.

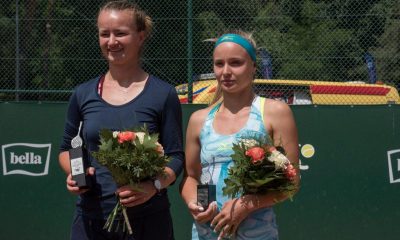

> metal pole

[
  {"left": 15, "top": 0, "right": 20, "bottom": 101},
  {"left": 187, "top": 0, "right": 193, "bottom": 103}
]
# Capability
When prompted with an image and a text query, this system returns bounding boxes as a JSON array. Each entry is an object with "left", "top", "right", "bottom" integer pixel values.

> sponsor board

[
  {"left": 387, "top": 149, "right": 400, "bottom": 184},
  {"left": 299, "top": 143, "right": 315, "bottom": 170},
  {"left": 1, "top": 143, "right": 51, "bottom": 176}
]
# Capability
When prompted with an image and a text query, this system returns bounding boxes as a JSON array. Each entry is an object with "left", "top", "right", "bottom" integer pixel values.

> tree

[
  {"left": 371, "top": 0, "right": 400, "bottom": 87},
  {"left": 0, "top": 3, "right": 16, "bottom": 100}
]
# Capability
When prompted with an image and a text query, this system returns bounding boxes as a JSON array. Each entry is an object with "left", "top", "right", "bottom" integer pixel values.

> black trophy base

[
  {"left": 197, "top": 184, "right": 216, "bottom": 210},
  {"left": 69, "top": 147, "right": 91, "bottom": 189},
  {"left": 72, "top": 173, "right": 91, "bottom": 189}
]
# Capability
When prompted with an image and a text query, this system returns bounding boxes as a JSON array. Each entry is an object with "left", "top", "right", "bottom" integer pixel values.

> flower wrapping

[
  {"left": 91, "top": 126, "right": 170, "bottom": 234},
  {"left": 222, "top": 136, "right": 297, "bottom": 199}
]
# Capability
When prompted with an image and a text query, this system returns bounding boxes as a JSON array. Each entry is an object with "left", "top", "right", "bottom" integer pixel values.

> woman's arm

[
  {"left": 237, "top": 100, "right": 300, "bottom": 210},
  {"left": 180, "top": 109, "right": 218, "bottom": 223},
  {"left": 242, "top": 99, "right": 300, "bottom": 210},
  {"left": 159, "top": 87, "right": 185, "bottom": 186},
  {"left": 267, "top": 99, "right": 300, "bottom": 192},
  {"left": 59, "top": 89, "right": 93, "bottom": 195},
  {"left": 180, "top": 110, "right": 203, "bottom": 203},
  {"left": 59, "top": 151, "right": 71, "bottom": 174}
]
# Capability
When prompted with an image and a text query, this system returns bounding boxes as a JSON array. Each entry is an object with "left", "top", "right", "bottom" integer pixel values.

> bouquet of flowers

[
  {"left": 91, "top": 125, "right": 169, "bottom": 235},
  {"left": 222, "top": 136, "right": 297, "bottom": 199}
]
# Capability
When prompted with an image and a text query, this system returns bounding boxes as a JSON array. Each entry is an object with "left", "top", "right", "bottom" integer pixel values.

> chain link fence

[{"left": 1, "top": 0, "right": 399, "bottom": 104}]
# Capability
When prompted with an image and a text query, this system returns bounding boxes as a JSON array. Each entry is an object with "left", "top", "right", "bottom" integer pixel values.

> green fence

[
  {"left": 0, "top": 103, "right": 399, "bottom": 240},
  {"left": 1, "top": 0, "right": 400, "bottom": 102}
]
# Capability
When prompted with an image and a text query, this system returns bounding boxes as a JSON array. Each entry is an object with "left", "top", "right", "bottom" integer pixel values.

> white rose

[
  {"left": 241, "top": 139, "right": 258, "bottom": 148},
  {"left": 112, "top": 131, "right": 120, "bottom": 138},
  {"left": 134, "top": 132, "right": 146, "bottom": 144},
  {"left": 268, "top": 150, "right": 290, "bottom": 170}
]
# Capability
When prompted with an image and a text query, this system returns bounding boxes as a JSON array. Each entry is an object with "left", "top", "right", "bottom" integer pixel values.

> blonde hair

[
  {"left": 98, "top": 1, "right": 153, "bottom": 40},
  {"left": 210, "top": 30, "right": 257, "bottom": 105}
]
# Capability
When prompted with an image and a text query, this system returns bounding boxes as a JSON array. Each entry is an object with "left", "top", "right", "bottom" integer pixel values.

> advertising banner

[{"left": 0, "top": 103, "right": 399, "bottom": 240}]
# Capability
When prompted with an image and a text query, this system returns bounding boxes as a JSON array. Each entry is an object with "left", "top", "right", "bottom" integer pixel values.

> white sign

[
  {"left": 2, "top": 143, "right": 51, "bottom": 176},
  {"left": 387, "top": 149, "right": 400, "bottom": 184},
  {"left": 299, "top": 143, "right": 315, "bottom": 170}
]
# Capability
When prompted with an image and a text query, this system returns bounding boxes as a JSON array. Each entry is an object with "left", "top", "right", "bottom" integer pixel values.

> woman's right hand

[
  {"left": 187, "top": 201, "right": 218, "bottom": 224},
  {"left": 65, "top": 167, "right": 95, "bottom": 195}
]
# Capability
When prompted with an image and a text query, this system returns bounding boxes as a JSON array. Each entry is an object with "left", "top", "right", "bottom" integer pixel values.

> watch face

[{"left": 154, "top": 179, "right": 162, "bottom": 190}]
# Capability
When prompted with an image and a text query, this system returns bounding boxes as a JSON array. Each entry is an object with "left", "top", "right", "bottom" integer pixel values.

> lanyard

[{"left": 97, "top": 75, "right": 105, "bottom": 96}]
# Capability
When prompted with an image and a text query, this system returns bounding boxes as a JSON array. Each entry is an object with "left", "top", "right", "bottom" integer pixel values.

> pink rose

[
  {"left": 285, "top": 164, "right": 297, "bottom": 180},
  {"left": 245, "top": 147, "right": 265, "bottom": 165},
  {"left": 117, "top": 131, "right": 136, "bottom": 144}
]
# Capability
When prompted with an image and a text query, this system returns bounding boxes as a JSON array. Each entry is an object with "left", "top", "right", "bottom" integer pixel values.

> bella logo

[
  {"left": 10, "top": 152, "right": 42, "bottom": 164},
  {"left": 2, "top": 143, "right": 51, "bottom": 176}
]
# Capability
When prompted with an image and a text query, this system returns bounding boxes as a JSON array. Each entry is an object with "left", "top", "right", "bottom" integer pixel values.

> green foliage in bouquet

[{"left": 222, "top": 138, "right": 297, "bottom": 199}]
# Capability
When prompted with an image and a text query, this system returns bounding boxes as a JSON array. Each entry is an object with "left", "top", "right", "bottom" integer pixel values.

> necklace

[
  {"left": 103, "top": 72, "right": 149, "bottom": 103},
  {"left": 106, "top": 73, "right": 136, "bottom": 94},
  {"left": 217, "top": 93, "right": 256, "bottom": 113},
  {"left": 118, "top": 84, "right": 135, "bottom": 102},
  {"left": 120, "top": 87, "right": 129, "bottom": 93}
]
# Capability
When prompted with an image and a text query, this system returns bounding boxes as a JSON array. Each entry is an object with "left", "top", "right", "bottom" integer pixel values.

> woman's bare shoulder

[
  {"left": 188, "top": 106, "right": 214, "bottom": 126},
  {"left": 264, "top": 98, "right": 292, "bottom": 116}
]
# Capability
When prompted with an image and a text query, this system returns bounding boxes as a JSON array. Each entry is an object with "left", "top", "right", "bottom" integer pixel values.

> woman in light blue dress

[{"left": 180, "top": 30, "right": 300, "bottom": 240}]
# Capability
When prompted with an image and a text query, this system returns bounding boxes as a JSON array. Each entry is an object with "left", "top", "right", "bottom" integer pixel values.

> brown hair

[
  {"left": 98, "top": 1, "right": 153, "bottom": 40},
  {"left": 210, "top": 30, "right": 257, "bottom": 105}
]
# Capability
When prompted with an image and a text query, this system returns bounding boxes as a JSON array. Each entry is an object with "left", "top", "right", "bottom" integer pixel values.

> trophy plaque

[{"left": 197, "top": 184, "right": 216, "bottom": 210}]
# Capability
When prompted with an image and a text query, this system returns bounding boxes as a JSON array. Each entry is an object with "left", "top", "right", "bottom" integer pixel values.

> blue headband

[{"left": 214, "top": 34, "right": 257, "bottom": 61}]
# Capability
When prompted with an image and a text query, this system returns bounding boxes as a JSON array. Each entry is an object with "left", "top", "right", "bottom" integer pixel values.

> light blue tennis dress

[{"left": 192, "top": 96, "right": 278, "bottom": 240}]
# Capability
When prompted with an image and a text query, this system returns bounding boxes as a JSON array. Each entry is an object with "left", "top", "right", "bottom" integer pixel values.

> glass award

[
  {"left": 197, "top": 165, "right": 216, "bottom": 210},
  {"left": 197, "top": 184, "right": 216, "bottom": 210},
  {"left": 69, "top": 122, "right": 91, "bottom": 189}
]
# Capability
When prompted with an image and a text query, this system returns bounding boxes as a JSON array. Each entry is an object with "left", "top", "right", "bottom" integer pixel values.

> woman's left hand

[
  {"left": 211, "top": 198, "right": 250, "bottom": 239},
  {"left": 117, "top": 180, "right": 156, "bottom": 207}
]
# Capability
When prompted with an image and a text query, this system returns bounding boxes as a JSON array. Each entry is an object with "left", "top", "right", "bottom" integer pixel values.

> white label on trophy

[{"left": 71, "top": 157, "right": 84, "bottom": 175}]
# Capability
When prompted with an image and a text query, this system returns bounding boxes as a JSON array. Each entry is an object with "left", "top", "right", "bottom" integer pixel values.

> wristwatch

[{"left": 152, "top": 178, "right": 162, "bottom": 193}]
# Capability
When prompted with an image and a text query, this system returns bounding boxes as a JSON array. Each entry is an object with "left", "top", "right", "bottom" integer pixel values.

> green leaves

[
  {"left": 99, "top": 139, "right": 113, "bottom": 151},
  {"left": 247, "top": 177, "right": 275, "bottom": 187}
]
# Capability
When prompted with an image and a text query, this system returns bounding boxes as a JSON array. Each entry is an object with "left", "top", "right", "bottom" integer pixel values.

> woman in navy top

[{"left": 59, "top": 1, "right": 184, "bottom": 239}]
